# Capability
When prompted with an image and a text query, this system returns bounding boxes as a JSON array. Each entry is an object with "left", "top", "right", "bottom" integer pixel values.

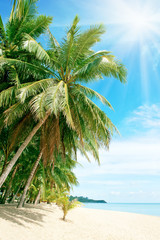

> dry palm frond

[{"left": 40, "top": 115, "right": 60, "bottom": 166}]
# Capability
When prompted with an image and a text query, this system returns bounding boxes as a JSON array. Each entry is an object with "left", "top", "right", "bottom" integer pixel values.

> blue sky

[{"left": 1, "top": 0, "right": 160, "bottom": 202}]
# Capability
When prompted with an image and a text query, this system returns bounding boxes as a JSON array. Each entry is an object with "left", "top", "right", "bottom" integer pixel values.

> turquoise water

[{"left": 83, "top": 203, "right": 160, "bottom": 217}]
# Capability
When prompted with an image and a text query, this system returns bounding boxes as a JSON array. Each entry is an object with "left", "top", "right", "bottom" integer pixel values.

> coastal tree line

[{"left": 0, "top": 0, "right": 127, "bottom": 208}]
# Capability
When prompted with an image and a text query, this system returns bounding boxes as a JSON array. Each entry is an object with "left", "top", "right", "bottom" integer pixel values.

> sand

[{"left": 0, "top": 204, "right": 160, "bottom": 240}]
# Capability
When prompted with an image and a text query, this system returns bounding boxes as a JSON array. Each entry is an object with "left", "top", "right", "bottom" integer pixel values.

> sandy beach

[{"left": 0, "top": 204, "right": 160, "bottom": 240}]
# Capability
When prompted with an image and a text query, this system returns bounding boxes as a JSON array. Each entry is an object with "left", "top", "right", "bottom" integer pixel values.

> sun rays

[{"left": 101, "top": 0, "right": 160, "bottom": 102}]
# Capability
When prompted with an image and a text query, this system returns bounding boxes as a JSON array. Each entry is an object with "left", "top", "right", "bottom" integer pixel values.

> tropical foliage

[
  {"left": 0, "top": 0, "right": 127, "bottom": 208},
  {"left": 56, "top": 190, "right": 81, "bottom": 221}
]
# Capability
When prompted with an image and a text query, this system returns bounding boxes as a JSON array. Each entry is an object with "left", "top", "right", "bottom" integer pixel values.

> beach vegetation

[
  {"left": 56, "top": 190, "right": 81, "bottom": 221},
  {"left": 0, "top": 0, "right": 127, "bottom": 208}
]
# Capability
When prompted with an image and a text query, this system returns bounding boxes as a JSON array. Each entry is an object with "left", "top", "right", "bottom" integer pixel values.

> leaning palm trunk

[
  {"left": 1, "top": 153, "right": 9, "bottom": 175},
  {"left": 17, "top": 151, "right": 43, "bottom": 208},
  {"left": 34, "top": 189, "right": 41, "bottom": 205},
  {"left": 1, "top": 165, "right": 19, "bottom": 204},
  {"left": 0, "top": 114, "right": 49, "bottom": 188},
  {"left": 10, "top": 182, "right": 23, "bottom": 203}
]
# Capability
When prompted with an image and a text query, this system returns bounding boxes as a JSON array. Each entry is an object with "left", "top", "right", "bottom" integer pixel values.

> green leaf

[
  {"left": 19, "top": 78, "right": 57, "bottom": 103},
  {"left": 21, "top": 33, "right": 50, "bottom": 63},
  {"left": 74, "top": 84, "right": 113, "bottom": 109}
]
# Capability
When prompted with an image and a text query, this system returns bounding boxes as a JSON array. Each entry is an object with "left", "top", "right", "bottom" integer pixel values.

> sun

[
  {"left": 106, "top": 1, "right": 160, "bottom": 44},
  {"left": 122, "top": 7, "right": 156, "bottom": 42},
  {"left": 100, "top": 0, "right": 160, "bottom": 101},
  {"left": 128, "top": 14, "right": 150, "bottom": 33}
]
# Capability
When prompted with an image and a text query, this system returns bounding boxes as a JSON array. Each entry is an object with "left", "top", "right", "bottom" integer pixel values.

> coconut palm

[
  {"left": 18, "top": 152, "right": 79, "bottom": 205},
  {"left": 0, "top": 15, "right": 127, "bottom": 188},
  {"left": 19, "top": 15, "right": 127, "bottom": 159},
  {"left": 0, "top": 135, "right": 40, "bottom": 203},
  {"left": 0, "top": 0, "right": 52, "bottom": 92},
  {"left": 17, "top": 150, "right": 43, "bottom": 207},
  {"left": 0, "top": 0, "right": 52, "bottom": 187},
  {"left": 39, "top": 155, "right": 79, "bottom": 204}
]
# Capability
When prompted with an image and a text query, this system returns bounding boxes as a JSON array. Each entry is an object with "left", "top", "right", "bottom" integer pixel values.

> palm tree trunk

[
  {"left": 10, "top": 182, "right": 23, "bottom": 203},
  {"left": 1, "top": 165, "right": 19, "bottom": 204},
  {"left": 1, "top": 153, "right": 8, "bottom": 174},
  {"left": 0, "top": 156, "right": 3, "bottom": 163},
  {"left": 17, "top": 151, "right": 43, "bottom": 208},
  {"left": 0, "top": 113, "right": 49, "bottom": 188},
  {"left": 34, "top": 189, "right": 41, "bottom": 205},
  {"left": 63, "top": 211, "right": 67, "bottom": 221}
]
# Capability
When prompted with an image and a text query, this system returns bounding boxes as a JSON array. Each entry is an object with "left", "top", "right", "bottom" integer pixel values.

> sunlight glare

[
  {"left": 106, "top": 1, "right": 160, "bottom": 43},
  {"left": 121, "top": 8, "right": 155, "bottom": 41}
]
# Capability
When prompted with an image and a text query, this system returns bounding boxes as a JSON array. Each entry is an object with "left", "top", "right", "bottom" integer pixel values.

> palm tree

[
  {"left": 0, "top": 164, "right": 19, "bottom": 204},
  {"left": 0, "top": 135, "right": 40, "bottom": 203},
  {"left": 19, "top": 15, "right": 127, "bottom": 160},
  {"left": 39, "top": 156, "right": 79, "bottom": 204},
  {"left": 0, "top": 15, "right": 127, "bottom": 188},
  {"left": 0, "top": 0, "right": 52, "bottom": 92},
  {"left": 17, "top": 150, "right": 42, "bottom": 208},
  {"left": 0, "top": 0, "right": 52, "bottom": 187},
  {"left": 19, "top": 152, "right": 79, "bottom": 205}
]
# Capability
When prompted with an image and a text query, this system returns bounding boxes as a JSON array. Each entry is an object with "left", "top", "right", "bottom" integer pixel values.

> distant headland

[{"left": 70, "top": 196, "right": 107, "bottom": 203}]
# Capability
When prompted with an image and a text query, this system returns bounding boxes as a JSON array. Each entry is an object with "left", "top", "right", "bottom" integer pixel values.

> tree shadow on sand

[
  {"left": 0, "top": 204, "right": 55, "bottom": 227},
  {"left": 59, "top": 217, "right": 73, "bottom": 223}
]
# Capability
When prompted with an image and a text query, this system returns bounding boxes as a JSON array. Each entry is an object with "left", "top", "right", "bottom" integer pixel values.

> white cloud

[
  {"left": 75, "top": 104, "right": 160, "bottom": 176},
  {"left": 81, "top": 180, "right": 124, "bottom": 185},
  {"left": 129, "top": 190, "right": 143, "bottom": 195},
  {"left": 129, "top": 192, "right": 135, "bottom": 195},
  {"left": 126, "top": 104, "right": 160, "bottom": 129},
  {"left": 151, "top": 191, "right": 160, "bottom": 197},
  {"left": 75, "top": 139, "right": 160, "bottom": 176},
  {"left": 110, "top": 191, "right": 121, "bottom": 196},
  {"left": 72, "top": 104, "right": 160, "bottom": 202}
]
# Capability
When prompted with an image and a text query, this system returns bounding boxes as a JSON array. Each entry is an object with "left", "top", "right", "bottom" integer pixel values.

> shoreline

[
  {"left": 0, "top": 204, "right": 160, "bottom": 240},
  {"left": 83, "top": 202, "right": 160, "bottom": 217}
]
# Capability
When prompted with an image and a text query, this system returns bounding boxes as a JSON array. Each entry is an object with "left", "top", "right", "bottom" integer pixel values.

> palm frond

[
  {"left": 98, "top": 58, "right": 127, "bottom": 83},
  {"left": 9, "top": 0, "right": 26, "bottom": 22},
  {"left": 19, "top": 78, "right": 57, "bottom": 103},
  {"left": 4, "top": 101, "right": 29, "bottom": 126},
  {"left": 72, "top": 24, "right": 106, "bottom": 67},
  {"left": 0, "top": 15, "right": 6, "bottom": 42},
  {"left": 70, "top": 87, "right": 116, "bottom": 143},
  {"left": 69, "top": 94, "right": 83, "bottom": 144},
  {"left": 47, "top": 28, "right": 60, "bottom": 48},
  {"left": 29, "top": 91, "right": 47, "bottom": 119},
  {"left": 0, "top": 57, "right": 57, "bottom": 78},
  {"left": 76, "top": 142, "right": 91, "bottom": 162},
  {"left": 59, "top": 15, "right": 80, "bottom": 74},
  {"left": 8, "top": 65, "right": 20, "bottom": 87},
  {"left": 8, "top": 113, "right": 32, "bottom": 154},
  {"left": 27, "top": 15, "right": 52, "bottom": 39},
  {"left": 21, "top": 33, "right": 50, "bottom": 63},
  {"left": 73, "top": 84, "right": 113, "bottom": 109},
  {"left": 74, "top": 55, "right": 127, "bottom": 83},
  {"left": 0, "top": 86, "right": 17, "bottom": 107},
  {"left": 63, "top": 83, "right": 74, "bottom": 129},
  {"left": 45, "top": 81, "right": 65, "bottom": 116},
  {"left": 9, "top": 0, "right": 37, "bottom": 42}
]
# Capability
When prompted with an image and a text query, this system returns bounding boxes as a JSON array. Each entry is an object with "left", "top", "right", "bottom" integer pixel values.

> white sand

[{"left": 0, "top": 204, "right": 160, "bottom": 240}]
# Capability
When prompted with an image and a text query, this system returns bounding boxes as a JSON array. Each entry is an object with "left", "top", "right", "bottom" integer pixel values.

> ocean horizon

[{"left": 83, "top": 203, "right": 160, "bottom": 217}]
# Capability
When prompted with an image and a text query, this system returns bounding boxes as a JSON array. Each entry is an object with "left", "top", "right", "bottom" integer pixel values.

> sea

[{"left": 83, "top": 203, "right": 160, "bottom": 217}]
